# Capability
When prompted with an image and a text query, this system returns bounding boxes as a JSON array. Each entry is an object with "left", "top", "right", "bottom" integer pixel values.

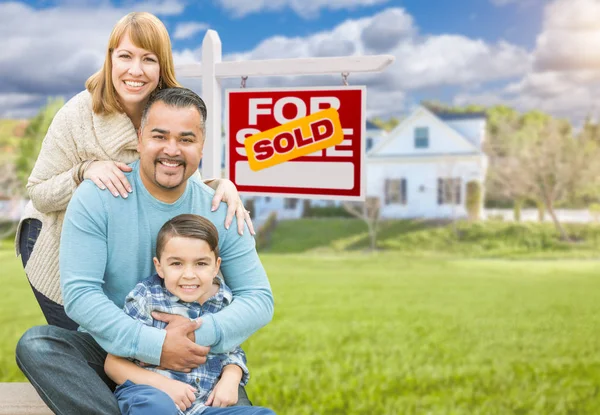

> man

[{"left": 16, "top": 88, "right": 274, "bottom": 415}]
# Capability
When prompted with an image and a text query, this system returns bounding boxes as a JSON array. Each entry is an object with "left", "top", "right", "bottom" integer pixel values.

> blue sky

[{"left": 1, "top": 0, "right": 599, "bottom": 124}]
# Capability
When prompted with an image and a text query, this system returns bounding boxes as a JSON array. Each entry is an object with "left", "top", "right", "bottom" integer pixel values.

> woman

[{"left": 17, "top": 12, "right": 254, "bottom": 330}]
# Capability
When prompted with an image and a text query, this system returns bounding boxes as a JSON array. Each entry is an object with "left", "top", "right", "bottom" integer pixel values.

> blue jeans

[
  {"left": 115, "top": 381, "right": 275, "bottom": 415},
  {"left": 19, "top": 218, "right": 78, "bottom": 330},
  {"left": 16, "top": 325, "right": 120, "bottom": 415},
  {"left": 15, "top": 325, "right": 254, "bottom": 415}
]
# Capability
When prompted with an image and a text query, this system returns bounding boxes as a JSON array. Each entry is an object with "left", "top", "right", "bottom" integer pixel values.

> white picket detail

[
  {"left": 177, "top": 55, "right": 395, "bottom": 79},
  {"left": 200, "top": 30, "right": 223, "bottom": 180}
]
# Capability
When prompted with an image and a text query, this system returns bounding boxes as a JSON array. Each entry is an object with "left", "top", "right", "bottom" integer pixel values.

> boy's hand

[
  {"left": 159, "top": 378, "right": 197, "bottom": 411},
  {"left": 205, "top": 377, "right": 239, "bottom": 407}
]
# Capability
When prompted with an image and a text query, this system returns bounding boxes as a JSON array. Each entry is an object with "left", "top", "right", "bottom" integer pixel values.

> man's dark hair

[
  {"left": 140, "top": 87, "right": 207, "bottom": 133},
  {"left": 156, "top": 214, "right": 219, "bottom": 260}
]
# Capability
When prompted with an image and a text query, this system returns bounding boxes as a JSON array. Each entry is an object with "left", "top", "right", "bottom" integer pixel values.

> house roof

[
  {"left": 366, "top": 120, "right": 381, "bottom": 130},
  {"left": 369, "top": 106, "right": 481, "bottom": 157},
  {"left": 433, "top": 111, "right": 487, "bottom": 121}
]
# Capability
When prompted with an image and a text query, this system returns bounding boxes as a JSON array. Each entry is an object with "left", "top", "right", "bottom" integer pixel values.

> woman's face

[{"left": 111, "top": 33, "right": 160, "bottom": 112}]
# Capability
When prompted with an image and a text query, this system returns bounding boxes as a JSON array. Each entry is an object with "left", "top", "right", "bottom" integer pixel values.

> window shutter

[{"left": 384, "top": 179, "right": 389, "bottom": 205}]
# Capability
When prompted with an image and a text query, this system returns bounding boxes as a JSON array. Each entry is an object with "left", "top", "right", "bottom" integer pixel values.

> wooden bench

[{"left": 0, "top": 383, "right": 52, "bottom": 415}]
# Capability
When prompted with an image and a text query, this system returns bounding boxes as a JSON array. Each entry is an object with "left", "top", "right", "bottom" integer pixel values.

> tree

[
  {"left": 486, "top": 114, "right": 600, "bottom": 240},
  {"left": 342, "top": 197, "right": 381, "bottom": 251},
  {"left": 421, "top": 100, "right": 486, "bottom": 115},
  {"left": 369, "top": 117, "right": 401, "bottom": 132},
  {"left": 15, "top": 97, "right": 64, "bottom": 188},
  {"left": 0, "top": 162, "right": 25, "bottom": 238}
]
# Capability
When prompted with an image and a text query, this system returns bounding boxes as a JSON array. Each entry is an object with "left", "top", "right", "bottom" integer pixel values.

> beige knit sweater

[{"left": 17, "top": 91, "right": 140, "bottom": 304}]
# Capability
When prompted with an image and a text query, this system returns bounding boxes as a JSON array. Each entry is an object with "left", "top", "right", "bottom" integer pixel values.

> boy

[{"left": 104, "top": 214, "right": 275, "bottom": 415}]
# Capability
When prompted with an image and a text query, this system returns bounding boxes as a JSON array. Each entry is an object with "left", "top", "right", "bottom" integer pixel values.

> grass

[
  {"left": 0, "top": 247, "right": 45, "bottom": 381},
  {"left": 263, "top": 218, "right": 600, "bottom": 259},
  {"left": 4, "top": 245, "right": 600, "bottom": 414},
  {"left": 245, "top": 254, "right": 600, "bottom": 414}
]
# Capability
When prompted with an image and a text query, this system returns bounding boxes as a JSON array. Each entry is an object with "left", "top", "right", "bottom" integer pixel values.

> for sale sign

[{"left": 226, "top": 86, "right": 366, "bottom": 200}]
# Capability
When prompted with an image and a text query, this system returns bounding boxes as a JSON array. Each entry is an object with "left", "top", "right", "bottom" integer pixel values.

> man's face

[{"left": 137, "top": 101, "right": 204, "bottom": 202}]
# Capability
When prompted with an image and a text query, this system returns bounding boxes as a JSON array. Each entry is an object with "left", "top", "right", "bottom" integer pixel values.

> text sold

[{"left": 244, "top": 108, "right": 343, "bottom": 171}]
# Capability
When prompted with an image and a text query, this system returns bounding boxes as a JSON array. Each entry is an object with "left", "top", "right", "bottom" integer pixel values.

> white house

[
  {"left": 244, "top": 107, "right": 487, "bottom": 224},
  {"left": 367, "top": 106, "right": 487, "bottom": 219}
]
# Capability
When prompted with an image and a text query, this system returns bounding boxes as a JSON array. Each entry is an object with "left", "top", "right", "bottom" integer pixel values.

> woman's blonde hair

[{"left": 85, "top": 12, "right": 181, "bottom": 114}]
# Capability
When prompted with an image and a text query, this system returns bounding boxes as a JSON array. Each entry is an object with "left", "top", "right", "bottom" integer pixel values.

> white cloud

[
  {"left": 0, "top": 0, "right": 185, "bottom": 117},
  {"left": 533, "top": 0, "right": 600, "bottom": 71},
  {"left": 132, "top": 0, "right": 185, "bottom": 16},
  {"left": 173, "top": 22, "right": 209, "bottom": 40},
  {"left": 215, "top": 0, "right": 390, "bottom": 19},
  {"left": 460, "top": 0, "right": 600, "bottom": 123},
  {"left": 203, "top": 7, "right": 530, "bottom": 118},
  {"left": 8, "top": 1, "right": 596, "bottom": 127},
  {"left": 0, "top": 93, "right": 46, "bottom": 119},
  {"left": 490, "top": 0, "right": 519, "bottom": 6}
]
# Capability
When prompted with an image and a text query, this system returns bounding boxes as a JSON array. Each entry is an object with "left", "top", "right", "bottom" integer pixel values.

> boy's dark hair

[
  {"left": 156, "top": 214, "right": 219, "bottom": 260},
  {"left": 141, "top": 87, "right": 207, "bottom": 133}
]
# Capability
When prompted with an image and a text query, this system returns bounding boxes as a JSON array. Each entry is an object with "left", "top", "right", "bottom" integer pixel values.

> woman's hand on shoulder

[
  {"left": 210, "top": 179, "right": 255, "bottom": 236},
  {"left": 83, "top": 161, "right": 133, "bottom": 198}
]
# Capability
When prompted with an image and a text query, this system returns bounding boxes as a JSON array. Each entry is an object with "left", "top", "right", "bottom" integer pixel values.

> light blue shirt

[{"left": 60, "top": 161, "right": 273, "bottom": 365}]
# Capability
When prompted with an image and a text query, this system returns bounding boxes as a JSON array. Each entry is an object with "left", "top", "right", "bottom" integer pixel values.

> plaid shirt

[{"left": 122, "top": 274, "right": 249, "bottom": 415}]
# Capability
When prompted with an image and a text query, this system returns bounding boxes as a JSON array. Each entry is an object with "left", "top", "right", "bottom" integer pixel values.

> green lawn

[
  {"left": 3, "top": 248, "right": 600, "bottom": 414},
  {"left": 0, "top": 247, "right": 45, "bottom": 381},
  {"left": 264, "top": 218, "right": 600, "bottom": 259}
]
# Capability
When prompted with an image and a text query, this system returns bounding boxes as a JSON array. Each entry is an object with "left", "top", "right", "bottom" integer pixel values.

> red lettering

[
  {"left": 254, "top": 139, "right": 275, "bottom": 161},
  {"left": 310, "top": 119, "right": 334, "bottom": 142},
  {"left": 273, "top": 132, "right": 295, "bottom": 154},
  {"left": 293, "top": 127, "right": 312, "bottom": 148}
]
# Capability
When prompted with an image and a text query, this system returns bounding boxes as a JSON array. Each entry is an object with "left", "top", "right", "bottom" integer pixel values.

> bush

[
  {"left": 537, "top": 200, "right": 546, "bottom": 222},
  {"left": 466, "top": 181, "right": 482, "bottom": 221},
  {"left": 302, "top": 205, "right": 353, "bottom": 218},
  {"left": 487, "top": 214, "right": 504, "bottom": 222},
  {"left": 589, "top": 203, "right": 600, "bottom": 223},
  {"left": 513, "top": 199, "right": 522, "bottom": 222},
  {"left": 256, "top": 212, "right": 277, "bottom": 250},
  {"left": 245, "top": 198, "right": 255, "bottom": 220}
]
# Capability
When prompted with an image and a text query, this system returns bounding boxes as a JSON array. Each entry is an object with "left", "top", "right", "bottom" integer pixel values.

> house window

[
  {"left": 284, "top": 198, "right": 298, "bottom": 209},
  {"left": 366, "top": 137, "right": 374, "bottom": 151},
  {"left": 414, "top": 127, "right": 429, "bottom": 149},
  {"left": 385, "top": 179, "right": 407, "bottom": 205},
  {"left": 437, "top": 178, "right": 462, "bottom": 205}
]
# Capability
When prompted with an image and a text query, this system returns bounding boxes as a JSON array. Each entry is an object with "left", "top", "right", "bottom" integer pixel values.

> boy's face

[{"left": 153, "top": 236, "right": 221, "bottom": 304}]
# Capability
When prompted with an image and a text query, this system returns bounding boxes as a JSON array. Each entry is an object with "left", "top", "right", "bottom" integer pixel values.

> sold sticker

[{"left": 244, "top": 108, "right": 344, "bottom": 171}]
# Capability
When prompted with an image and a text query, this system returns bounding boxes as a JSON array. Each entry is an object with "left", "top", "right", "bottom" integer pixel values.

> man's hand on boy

[
  {"left": 153, "top": 311, "right": 197, "bottom": 342},
  {"left": 159, "top": 316, "right": 209, "bottom": 372},
  {"left": 160, "top": 378, "right": 197, "bottom": 411}
]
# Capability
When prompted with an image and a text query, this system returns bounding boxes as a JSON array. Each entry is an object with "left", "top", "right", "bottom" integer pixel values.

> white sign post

[{"left": 176, "top": 30, "right": 394, "bottom": 183}]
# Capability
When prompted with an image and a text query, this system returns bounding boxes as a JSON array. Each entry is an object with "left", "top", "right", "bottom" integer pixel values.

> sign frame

[{"left": 225, "top": 85, "right": 367, "bottom": 201}]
